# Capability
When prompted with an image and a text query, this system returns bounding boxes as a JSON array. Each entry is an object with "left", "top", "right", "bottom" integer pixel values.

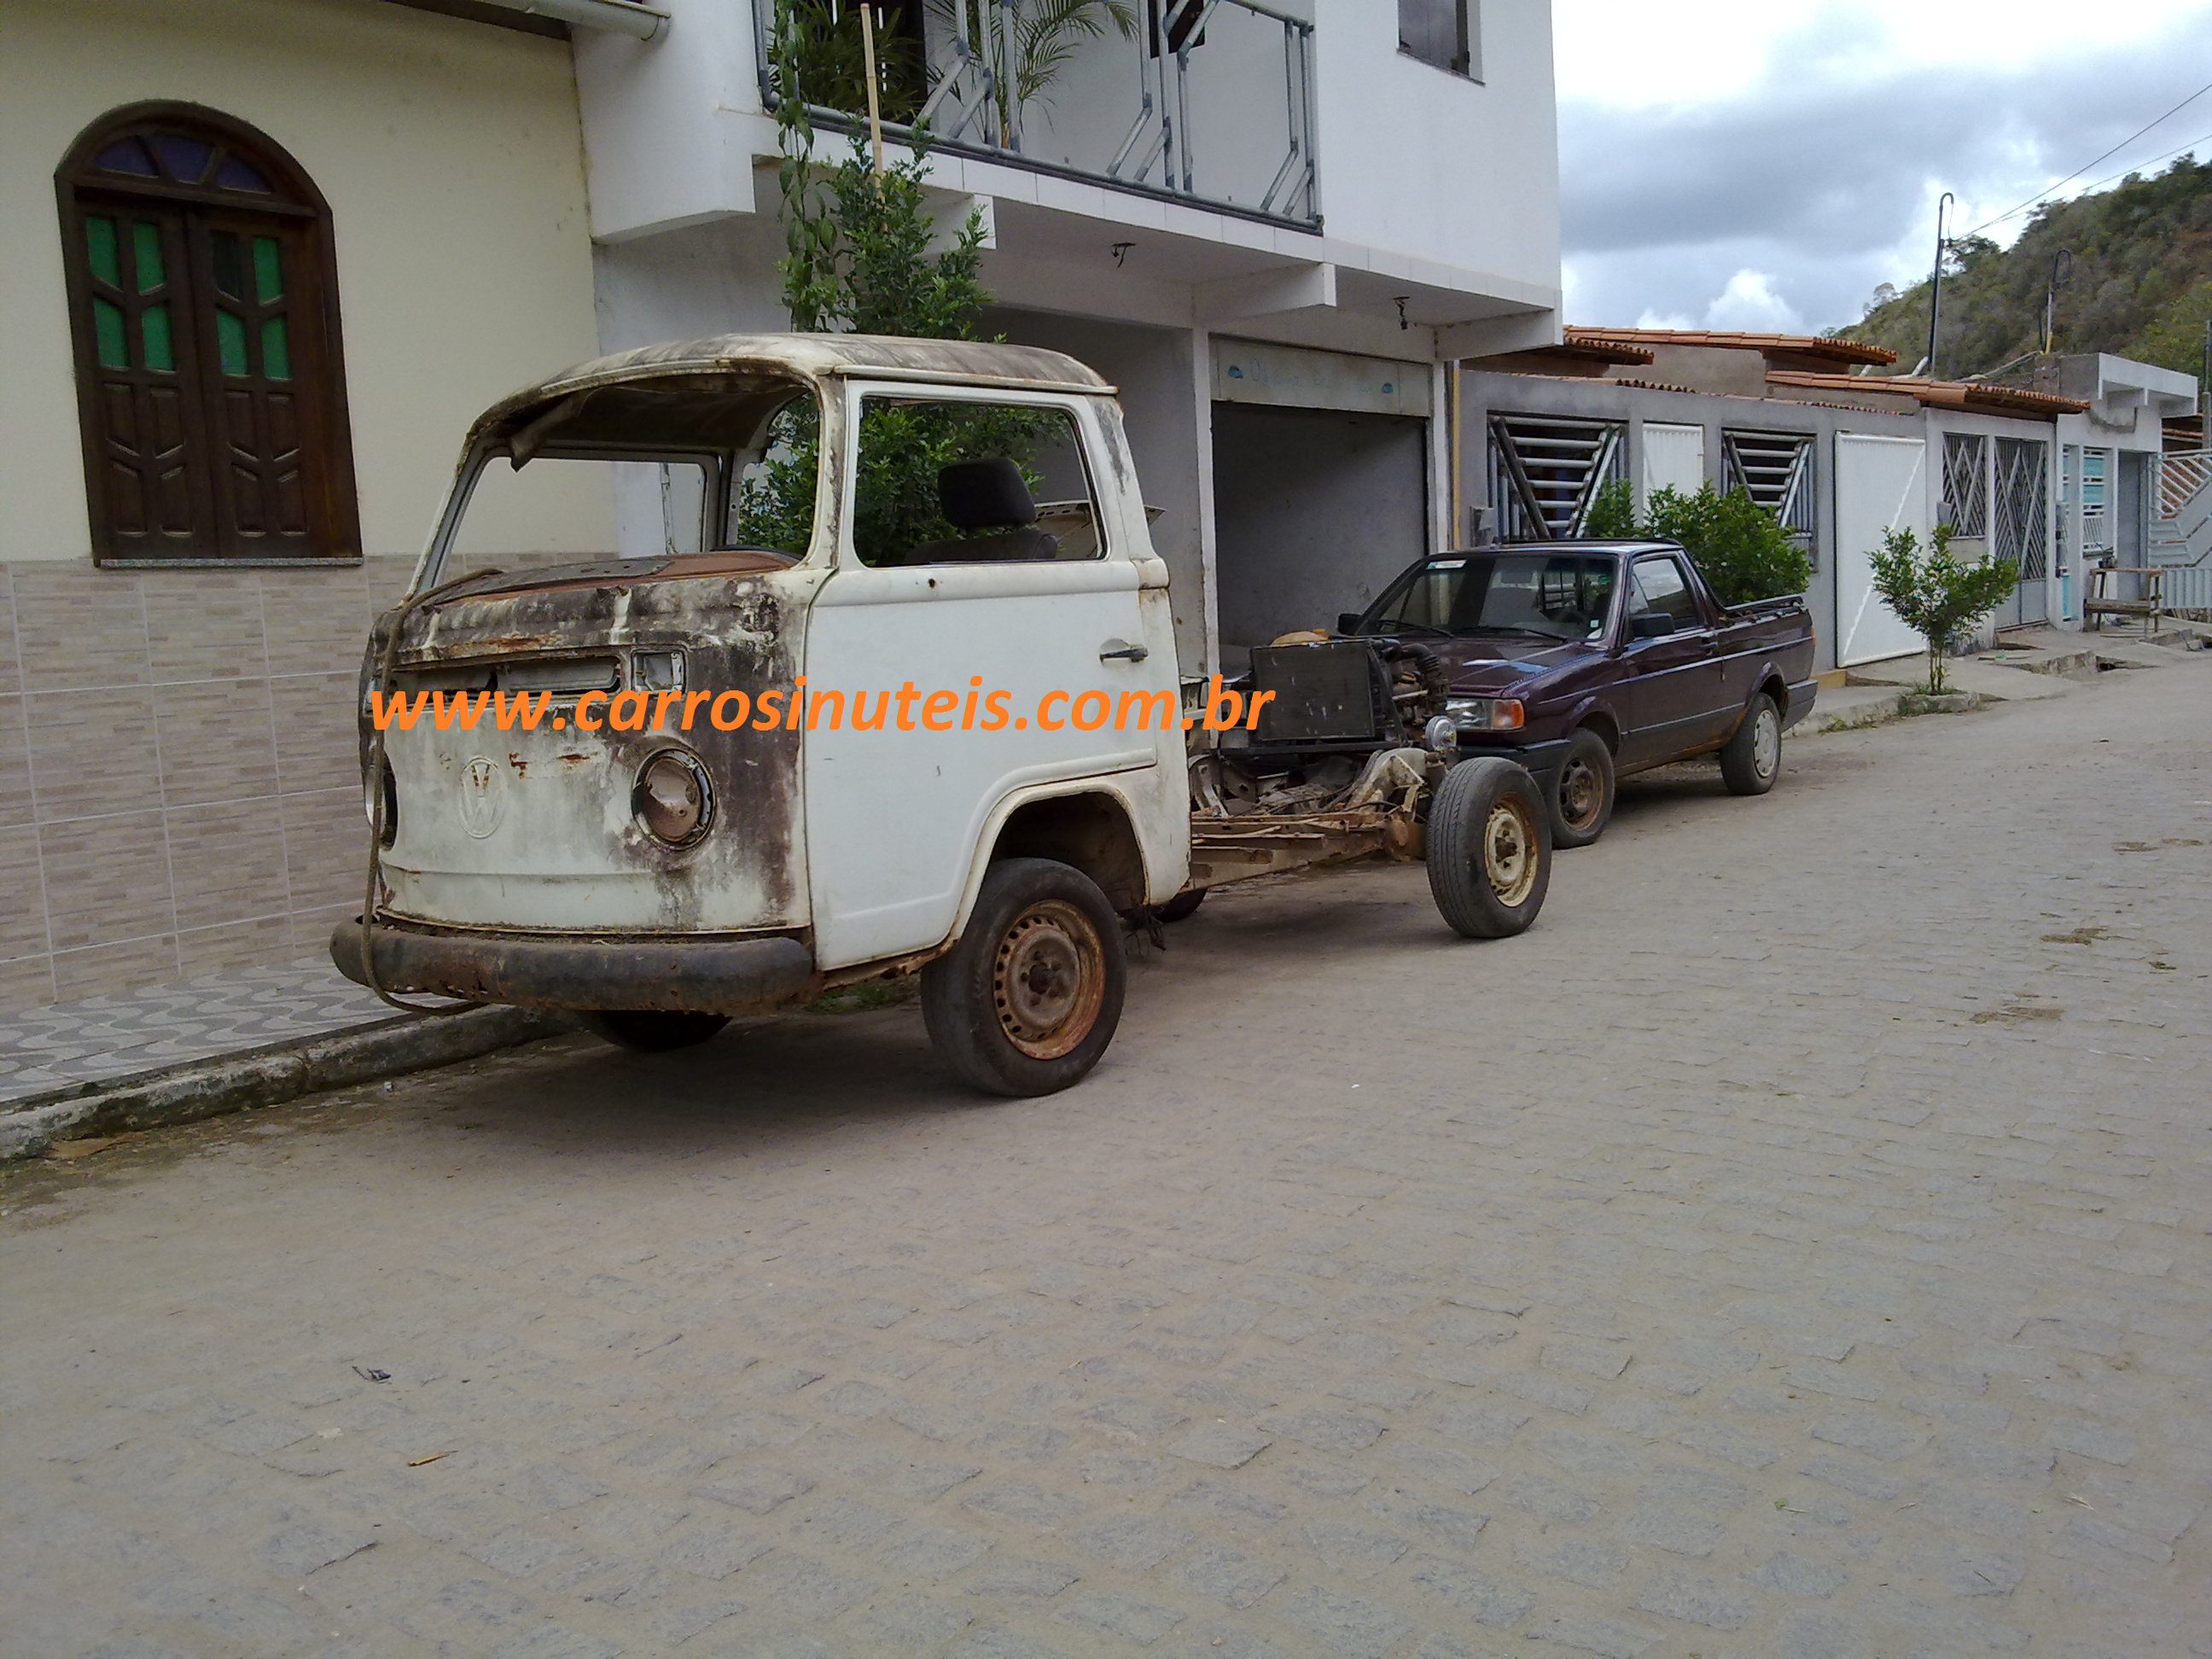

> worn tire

[
  {"left": 579, "top": 1010, "right": 731, "bottom": 1052},
  {"left": 1154, "top": 888, "right": 1207, "bottom": 923},
  {"left": 922, "top": 857, "right": 1126, "bottom": 1097},
  {"left": 1719, "top": 692, "right": 1783, "bottom": 796},
  {"left": 1425, "top": 757, "right": 1551, "bottom": 939},
  {"left": 1550, "top": 726, "right": 1616, "bottom": 849}
]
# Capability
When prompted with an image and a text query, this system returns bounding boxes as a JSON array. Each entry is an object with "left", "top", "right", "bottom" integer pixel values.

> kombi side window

[{"left": 849, "top": 397, "right": 1103, "bottom": 568}]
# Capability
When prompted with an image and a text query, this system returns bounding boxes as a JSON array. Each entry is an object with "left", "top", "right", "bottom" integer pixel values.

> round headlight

[{"left": 633, "top": 749, "right": 712, "bottom": 847}]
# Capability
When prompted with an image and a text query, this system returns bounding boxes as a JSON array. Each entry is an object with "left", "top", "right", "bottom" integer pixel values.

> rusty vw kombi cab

[{"left": 335, "top": 335, "right": 1189, "bottom": 1095}]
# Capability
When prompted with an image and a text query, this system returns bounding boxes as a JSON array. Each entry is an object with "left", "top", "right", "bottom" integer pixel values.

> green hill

[{"left": 1833, "top": 154, "right": 2212, "bottom": 381}]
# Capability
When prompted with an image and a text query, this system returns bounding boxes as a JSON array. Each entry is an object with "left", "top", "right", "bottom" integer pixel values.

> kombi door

[{"left": 802, "top": 385, "right": 1180, "bottom": 969}]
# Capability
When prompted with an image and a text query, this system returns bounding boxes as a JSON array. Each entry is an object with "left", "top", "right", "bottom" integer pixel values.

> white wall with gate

[{"left": 1833, "top": 432, "right": 1930, "bottom": 667}]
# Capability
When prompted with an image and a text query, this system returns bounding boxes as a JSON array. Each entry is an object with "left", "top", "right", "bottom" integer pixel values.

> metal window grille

[
  {"left": 1993, "top": 437, "right": 2048, "bottom": 581},
  {"left": 1488, "top": 414, "right": 1626, "bottom": 540},
  {"left": 1721, "top": 428, "right": 1814, "bottom": 547},
  {"left": 1941, "top": 433, "right": 1988, "bottom": 538}
]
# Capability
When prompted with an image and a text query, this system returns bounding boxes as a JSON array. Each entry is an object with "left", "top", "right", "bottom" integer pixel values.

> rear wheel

[
  {"left": 1720, "top": 693, "right": 1782, "bottom": 796},
  {"left": 923, "top": 857, "right": 1126, "bottom": 1097},
  {"left": 1550, "top": 727, "right": 1615, "bottom": 848},
  {"left": 1425, "top": 757, "right": 1551, "bottom": 939},
  {"left": 579, "top": 1010, "right": 731, "bottom": 1052}
]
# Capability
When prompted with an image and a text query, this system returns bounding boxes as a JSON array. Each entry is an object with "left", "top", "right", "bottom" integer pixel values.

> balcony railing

[{"left": 755, "top": 1, "right": 1319, "bottom": 230}]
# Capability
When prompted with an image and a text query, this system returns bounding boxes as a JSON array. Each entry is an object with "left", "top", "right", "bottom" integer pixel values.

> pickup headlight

[{"left": 1444, "top": 696, "right": 1526, "bottom": 732}]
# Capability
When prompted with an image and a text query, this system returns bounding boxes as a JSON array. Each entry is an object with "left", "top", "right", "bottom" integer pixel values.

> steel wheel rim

[
  {"left": 1482, "top": 797, "right": 1540, "bottom": 906},
  {"left": 1754, "top": 706, "right": 1780, "bottom": 779},
  {"left": 992, "top": 899, "right": 1106, "bottom": 1061},
  {"left": 1559, "top": 757, "right": 1603, "bottom": 831}
]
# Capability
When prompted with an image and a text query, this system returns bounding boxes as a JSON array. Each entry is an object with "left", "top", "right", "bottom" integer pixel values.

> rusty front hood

[{"left": 374, "top": 563, "right": 824, "bottom": 935}]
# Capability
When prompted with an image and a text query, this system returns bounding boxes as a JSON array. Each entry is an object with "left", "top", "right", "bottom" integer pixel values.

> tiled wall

[{"left": 0, "top": 555, "right": 418, "bottom": 1011}]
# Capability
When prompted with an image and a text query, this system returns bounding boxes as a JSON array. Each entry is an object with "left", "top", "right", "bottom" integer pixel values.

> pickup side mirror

[
  {"left": 1336, "top": 612, "right": 1365, "bottom": 636},
  {"left": 1627, "top": 610, "right": 1675, "bottom": 640}
]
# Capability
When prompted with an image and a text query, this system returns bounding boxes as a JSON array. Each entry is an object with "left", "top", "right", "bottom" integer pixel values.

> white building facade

[{"left": 575, "top": 0, "right": 1563, "bottom": 670}]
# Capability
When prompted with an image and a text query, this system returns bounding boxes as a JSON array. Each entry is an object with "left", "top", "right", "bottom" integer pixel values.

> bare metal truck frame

[{"left": 335, "top": 335, "right": 1555, "bottom": 1095}]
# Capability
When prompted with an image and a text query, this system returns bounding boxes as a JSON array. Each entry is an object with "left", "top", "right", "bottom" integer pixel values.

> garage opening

[{"left": 1211, "top": 400, "right": 1429, "bottom": 661}]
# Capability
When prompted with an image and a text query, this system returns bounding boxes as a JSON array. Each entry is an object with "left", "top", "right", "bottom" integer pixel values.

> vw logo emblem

[{"left": 457, "top": 754, "right": 505, "bottom": 840}]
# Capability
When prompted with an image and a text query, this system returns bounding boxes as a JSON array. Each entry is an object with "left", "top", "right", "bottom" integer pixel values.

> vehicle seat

[{"left": 907, "top": 458, "right": 1060, "bottom": 563}]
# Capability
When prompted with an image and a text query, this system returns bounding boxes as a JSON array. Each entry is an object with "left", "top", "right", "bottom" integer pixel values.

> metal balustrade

[{"left": 756, "top": 0, "right": 1319, "bottom": 230}]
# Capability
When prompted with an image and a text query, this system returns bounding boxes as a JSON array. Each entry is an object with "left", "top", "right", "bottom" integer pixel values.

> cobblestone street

[{"left": 3, "top": 660, "right": 2208, "bottom": 1659}]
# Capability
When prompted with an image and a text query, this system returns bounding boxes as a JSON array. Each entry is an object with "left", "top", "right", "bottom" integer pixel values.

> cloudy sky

[{"left": 1551, "top": 0, "right": 2212, "bottom": 337}]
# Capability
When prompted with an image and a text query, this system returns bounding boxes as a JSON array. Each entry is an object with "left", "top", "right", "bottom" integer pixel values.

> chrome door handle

[{"left": 1099, "top": 642, "right": 1149, "bottom": 662}]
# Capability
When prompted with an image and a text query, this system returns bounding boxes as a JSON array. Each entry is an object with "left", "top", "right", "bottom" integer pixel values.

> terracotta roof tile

[{"left": 1567, "top": 326, "right": 1898, "bottom": 367}]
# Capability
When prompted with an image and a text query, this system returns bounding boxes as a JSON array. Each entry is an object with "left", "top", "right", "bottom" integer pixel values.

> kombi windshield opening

[{"left": 423, "top": 375, "right": 821, "bottom": 590}]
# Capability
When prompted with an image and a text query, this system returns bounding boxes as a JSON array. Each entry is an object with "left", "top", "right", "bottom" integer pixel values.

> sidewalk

[{"left": 0, "top": 951, "right": 554, "bottom": 1160}]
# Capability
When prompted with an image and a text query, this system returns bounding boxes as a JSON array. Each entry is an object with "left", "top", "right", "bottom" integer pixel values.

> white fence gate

[{"left": 1834, "top": 433, "right": 1929, "bottom": 667}]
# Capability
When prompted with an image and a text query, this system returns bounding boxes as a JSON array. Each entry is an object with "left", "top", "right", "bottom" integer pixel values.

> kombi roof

[{"left": 472, "top": 332, "right": 1113, "bottom": 448}]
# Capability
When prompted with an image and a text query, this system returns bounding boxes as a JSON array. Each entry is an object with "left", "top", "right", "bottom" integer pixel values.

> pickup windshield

[{"left": 1363, "top": 553, "right": 1616, "bottom": 643}]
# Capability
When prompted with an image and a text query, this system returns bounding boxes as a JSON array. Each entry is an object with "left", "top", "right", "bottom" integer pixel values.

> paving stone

[
  {"left": 1170, "top": 1544, "right": 1284, "bottom": 1608},
  {"left": 1407, "top": 1554, "right": 1534, "bottom": 1625},
  {"left": 1165, "top": 1422, "right": 1272, "bottom": 1469},
  {"left": 1062, "top": 1590, "right": 1186, "bottom": 1645},
  {"left": 1069, "top": 1514, "right": 1194, "bottom": 1571},
  {"left": 1273, "top": 1586, "right": 1414, "bottom": 1659},
  {"left": 1744, "top": 1551, "right": 1848, "bottom": 1598},
  {"left": 1632, "top": 1566, "right": 1753, "bottom": 1630}
]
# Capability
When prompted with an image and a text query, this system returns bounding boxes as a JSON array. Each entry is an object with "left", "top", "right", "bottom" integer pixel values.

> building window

[
  {"left": 56, "top": 102, "right": 359, "bottom": 564},
  {"left": 1399, "top": 0, "right": 1476, "bottom": 77},
  {"left": 1941, "top": 432, "right": 1988, "bottom": 538},
  {"left": 1489, "top": 414, "right": 1625, "bottom": 539},
  {"left": 1722, "top": 428, "right": 1816, "bottom": 565}
]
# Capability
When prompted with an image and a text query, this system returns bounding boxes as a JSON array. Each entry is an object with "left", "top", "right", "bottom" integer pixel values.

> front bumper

[{"left": 331, "top": 919, "right": 818, "bottom": 1015}]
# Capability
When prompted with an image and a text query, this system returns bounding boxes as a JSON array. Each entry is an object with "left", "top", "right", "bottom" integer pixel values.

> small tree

[
  {"left": 1581, "top": 480, "right": 1812, "bottom": 607},
  {"left": 1867, "top": 523, "right": 2017, "bottom": 694},
  {"left": 738, "top": 3, "right": 1043, "bottom": 559}
]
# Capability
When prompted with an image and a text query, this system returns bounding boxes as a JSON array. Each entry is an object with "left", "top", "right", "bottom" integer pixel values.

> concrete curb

[{"left": 0, "top": 1006, "right": 567, "bottom": 1163}]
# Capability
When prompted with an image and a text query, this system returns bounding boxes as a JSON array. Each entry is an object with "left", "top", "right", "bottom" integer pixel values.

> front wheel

[
  {"left": 922, "top": 857, "right": 1126, "bottom": 1097},
  {"left": 579, "top": 1010, "right": 731, "bottom": 1052},
  {"left": 1550, "top": 727, "right": 1616, "bottom": 848},
  {"left": 1720, "top": 693, "right": 1782, "bottom": 796},
  {"left": 1425, "top": 757, "right": 1551, "bottom": 939}
]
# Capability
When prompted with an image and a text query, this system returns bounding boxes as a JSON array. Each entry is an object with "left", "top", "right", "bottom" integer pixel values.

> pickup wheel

[
  {"left": 579, "top": 1010, "right": 731, "bottom": 1052},
  {"left": 923, "top": 857, "right": 1126, "bottom": 1097},
  {"left": 1425, "top": 758, "right": 1551, "bottom": 939},
  {"left": 1551, "top": 728, "right": 1615, "bottom": 848},
  {"left": 1720, "top": 692, "right": 1783, "bottom": 796}
]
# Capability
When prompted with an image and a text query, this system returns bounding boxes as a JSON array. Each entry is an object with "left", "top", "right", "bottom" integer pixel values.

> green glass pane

[
  {"left": 92, "top": 297, "right": 127, "bottom": 370},
  {"left": 132, "top": 221, "right": 165, "bottom": 292},
  {"left": 216, "top": 308, "right": 248, "bottom": 376},
  {"left": 84, "top": 216, "right": 120, "bottom": 287},
  {"left": 260, "top": 315, "right": 290, "bottom": 381},
  {"left": 141, "top": 303, "right": 174, "bottom": 373},
  {"left": 251, "top": 236, "right": 283, "bottom": 303}
]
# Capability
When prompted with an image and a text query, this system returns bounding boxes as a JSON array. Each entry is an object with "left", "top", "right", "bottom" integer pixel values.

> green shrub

[{"left": 1580, "top": 480, "right": 1810, "bottom": 607}]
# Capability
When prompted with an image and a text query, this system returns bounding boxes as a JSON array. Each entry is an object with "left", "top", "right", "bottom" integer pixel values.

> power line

[
  {"left": 1957, "top": 77, "right": 2212, "bottom": 238},
  {"left": 2065, "top": 123, "right": 2212, "bottom": 200}
]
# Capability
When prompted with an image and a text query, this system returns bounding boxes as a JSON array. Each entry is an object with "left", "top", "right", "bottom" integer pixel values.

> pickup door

[{"left": 1616, "top": 550, "right": 1730, "bottom": 766}]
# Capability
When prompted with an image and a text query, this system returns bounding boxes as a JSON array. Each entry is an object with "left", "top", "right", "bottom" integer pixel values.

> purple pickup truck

[{"left": 1342, "top": 540, "right": 1818, "bottom": 848}]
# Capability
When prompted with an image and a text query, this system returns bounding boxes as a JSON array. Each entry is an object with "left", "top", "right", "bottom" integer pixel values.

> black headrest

[{"left": 939, "top": 458, "right": 1038, "bottom": 531}]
